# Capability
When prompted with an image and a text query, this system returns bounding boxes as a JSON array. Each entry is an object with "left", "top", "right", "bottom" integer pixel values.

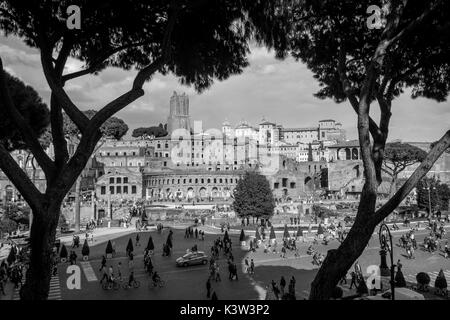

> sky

[{"left": 1, "top": 35, "right": 449, "bottom": 142}]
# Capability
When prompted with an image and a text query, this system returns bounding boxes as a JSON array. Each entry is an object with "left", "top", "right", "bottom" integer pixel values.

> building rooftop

[
  {"left": 281, "top": 127, "right": 318, "bottom": 132},
  {"left": 328, "top": 140, "right": 360, "bottom": 148}
]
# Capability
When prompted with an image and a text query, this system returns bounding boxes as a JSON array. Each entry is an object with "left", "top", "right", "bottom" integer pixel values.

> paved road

[{"left": 50, "top": 224, "right": 449, "bottom": 300}]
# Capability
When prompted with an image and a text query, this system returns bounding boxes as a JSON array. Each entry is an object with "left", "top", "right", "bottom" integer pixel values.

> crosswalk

[
  {"left": 404, "top": 269, "right": 450, "bottom": 286},
  {"left": 80, "top": 261, "right": 98, "bottom": 282},
  {"left": 13, "top": 274, "right": 62, "bottom": 300}
]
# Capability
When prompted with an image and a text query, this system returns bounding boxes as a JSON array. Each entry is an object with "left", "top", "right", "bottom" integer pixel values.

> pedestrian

[
  {"left": 201, "top": 231, "right": 205, "bottom": 241},
  {"left": 136, "top": 233, "right": 140, "bottom": 247},
  {"left": 281, "top": 246, "right": 286, "bottom": 258},
  {"left": 354, "top": 261, "right": 362, "bottom": 277},
  {"left": 99, "top": 265, "right": 108, "bottom": 284},
  {"left": 271, "top": 280, "right": 280, "bottom": 300},
  {"left": 250, "top": 259, "right": 255, "bottom": 275},
  {"left": 349, "top": 271, "right": 357, "bottom": 289},
  {"left": 206, "top": 278, "right": 211, "bottom": 299},
  {"left": 244, "top": 257, "right": 249, "bottom": 273},
  {"left": 215, "top": 264, "right": 221, "bottom": 282},
  {"left": 108, "top": 265, "right": 114, "bottom": 282},
  {"left": 233, "top": 263, "right": 238, "bottom": 280},
  {"left": 195, "top": 229, "right": 198, "bottom": 239},
  {"left": 128, "top": 257, "right": 134, "bottom": 273},
  {"left": 228, "top": 262, "right": 233, "bottom": 280},
  {"left": 280, "top": 276, "right": 286, "bottom": 297},
  {"left": 117, "top": 262, "right": 122, "bottom": 281}
]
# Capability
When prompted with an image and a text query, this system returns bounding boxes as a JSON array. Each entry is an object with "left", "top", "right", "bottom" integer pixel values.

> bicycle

[
  {"left": 102, "top": 279, "right": 120, "bottom": 291},
  {"left": 149, "top": 278, "right": 165, "bottom": 288},
  {"left": 123, "top": 279, "right": 141, "bottom": 289}
]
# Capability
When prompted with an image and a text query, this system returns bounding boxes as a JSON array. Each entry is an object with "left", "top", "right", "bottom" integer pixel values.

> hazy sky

[{"left": 1, "top": 35, "right": 449, "bottom": 142}]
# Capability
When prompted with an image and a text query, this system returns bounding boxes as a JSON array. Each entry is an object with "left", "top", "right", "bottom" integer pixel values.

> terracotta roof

[{"left": 328, "top": 140, "right": 360, "bottom": 148}]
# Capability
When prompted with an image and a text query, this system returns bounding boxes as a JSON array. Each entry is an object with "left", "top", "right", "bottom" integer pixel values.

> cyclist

[
  {"left": 152, "top": 271, "right": 161, "bottom": 285},
  {"left": 128, "top": 271, "right": 135, "bottom": 287}
]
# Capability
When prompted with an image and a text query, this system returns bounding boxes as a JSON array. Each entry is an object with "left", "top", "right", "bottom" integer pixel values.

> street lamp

[
  {"left": 424, "top": 184, "right": 436, "bottom": 218},
  {"left": 378, "top": 223, "right": 395, "bottom": 300}
]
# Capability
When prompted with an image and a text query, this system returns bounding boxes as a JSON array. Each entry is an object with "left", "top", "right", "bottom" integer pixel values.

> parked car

[{"left": 176, "top": 251, "right": 208, "bottom": 267}]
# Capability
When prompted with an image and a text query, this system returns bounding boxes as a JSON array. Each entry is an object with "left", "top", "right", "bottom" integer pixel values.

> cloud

[{"left": 1, "top": 35, "right": 448, "bottom": 142}]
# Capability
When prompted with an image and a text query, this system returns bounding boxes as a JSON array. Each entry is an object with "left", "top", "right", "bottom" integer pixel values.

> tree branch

[
  {"left": 38, "top": 34, "right": 90, "bottom": 134},
  {"left": 384, "top": 0, "right": 443, "bottom": 50},
  {"left": 0, "top": 144, "right": 43, "bottom": 210},
  {"left": 373, "top": 129, "right": 450, "bottom": 225},
  {"left": 338, "top": 47, "right": 382, "bottom": 141},
  {"left": 62, "top": 41, "right": 150, "bottom": 83},
  {"left": 0, "top": 58, "right": 55, "bottom": 177}
]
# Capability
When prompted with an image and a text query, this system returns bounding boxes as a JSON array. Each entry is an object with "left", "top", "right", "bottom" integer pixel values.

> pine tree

[
  {"left": 283, "top": 224, "right": 290, "bottom": 239},
  {"left": 126, "top": 238, "right": 134, "bottom": 254},
  {"left": 82, "top": 239, "right": 90, "bottom": 256},
  {"left": 147, "top": 236, "right": 155, "bottom": 251},
  {"left": 395, "top": 269, "right": 406, "bottom": 287},
  {"left": 105, "top": 240, "right": 113, "bottom": 255},
  {"left": 435, "top": 269, "right": 447, "bottom": 290},
  {"left": 6, "top": 246, "right": 16, "bottom": 265},
  {"left": 269, "top": 226, "right": 276, "bottom": 240},
  {"left": 255, "top": 228, "right": 261, "bottom": 241},
  {"left": 224, "top": 230, "right": 230, "bottom": 243},
  {"left": 317, "top": 224, "right": 325, "bottom": 235},
  {"left": 239, "top": 229, "right": 246, "bottom": 242},
  {"left": 60, "top": 244, "right": 68, "bottom": 259},
  {"left": 297, "top": 226, "right": 303, "bottom": 237}
]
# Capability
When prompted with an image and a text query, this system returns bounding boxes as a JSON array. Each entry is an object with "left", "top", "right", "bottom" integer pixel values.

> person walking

[
  {"left": 271, "top": 280, "right": 280, "bottom": 300},
  {"left": 250, "top": 259, "right": 255, "bottom": 275},
  {"left": 211, "top": 291, "right": 218, "bottom": 300},
  {"left": 354, "top": 261, "right": 362, "bottom": 278},
  {"left": 206, "top": 278, "right": 211, "bottom": 299},
  {"left": 136, "top": 233, "right": 140, "bottom": 247},
  {"left": 117, "top": 262, "right": 123, "bottom": 281},
  {"left": 214, "top": 264, "right": 221, "bottom": 282},
  {"left": 244, "top": 257, "right": 249, "bottom": 273},
  {"left": 349, "top": 271, "right": 357, "bottom": 289},
  {"left": 280, "top": 276, "right": 286, "bottom": 297},
  {"left": 99, "top": 265, "right": 108, "bottom": 284}
]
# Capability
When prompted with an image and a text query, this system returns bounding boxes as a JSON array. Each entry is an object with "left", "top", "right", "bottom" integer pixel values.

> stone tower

[{"left": 167, "top": 91, "right": 191, "bottom": 134}]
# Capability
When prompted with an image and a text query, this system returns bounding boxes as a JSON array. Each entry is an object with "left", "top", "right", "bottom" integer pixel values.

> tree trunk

[
  {"left": 74, "top": 177, "right": 81, "bottom": 232},
  {"left": 20, "top": 204, "right": 60, "bottom": 300},
  {"left": 389, "top": 175, "right": 397, "bottom": 199},
  {"left": 309, "top": 188, "right": 377, "bottom": 299}
]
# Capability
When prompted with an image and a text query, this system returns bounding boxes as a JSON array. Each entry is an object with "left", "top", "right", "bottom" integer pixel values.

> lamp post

[
  {"left": 378, "top": 223, "right": 395, "bottom": 300},
  {"left": 424, "top": 184, "right": 436, "bottom": 218}
]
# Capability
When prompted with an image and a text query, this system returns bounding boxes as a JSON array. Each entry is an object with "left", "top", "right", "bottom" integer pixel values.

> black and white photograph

[{"left": 0, "top": 0, "right": 449, "bottom": 309}]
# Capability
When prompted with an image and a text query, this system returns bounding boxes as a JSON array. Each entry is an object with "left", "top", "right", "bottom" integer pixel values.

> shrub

[
  {"left": 6, "top": 246, "right": 16, "bottom": 265},
  {"left": 269, "top": 226, "right": 276, "bottom": 240},
  {"left": 356, "top": 277, "right": 369, "bottom": 295},
  {"left": 239, "top": 229, "right": 246, "bottom": 242},
  {"left": 105, "top": 240, "right": 113, "bottom": 254},
  {"left": 331, "top": 286, "right": 343, "bottom": 299},
  {"left": 435, "top": 269, "right": 447, "bottom": 290},
  {"left": 255, "top": 228, "right": 261, "bottom": 241},
  {"left": 395, "top": 269, "right": 406, "bottom": 287},
  {"left": 82, "top": 239, "right": 90, "bottom": 256},
  {"left": 317, "top": 224, "right": 325, "bottom": 235},
  {"left": 223, "top": 230, "right": 230, "bottom": 243},
  {"left": 146, "top": 236, "right": 155, "bottom": 251},
  {"left": 416, "top": 272, "right": 431, "bottom": 286},
  {"left": 283, "top": 224, "right": 290, "bottom": 239},
  {"left": 60, "top": 244, "right": 68, "bottom": 259},
  {"left": 126, "top": 238, "right": 134, "bottom": 253}
]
